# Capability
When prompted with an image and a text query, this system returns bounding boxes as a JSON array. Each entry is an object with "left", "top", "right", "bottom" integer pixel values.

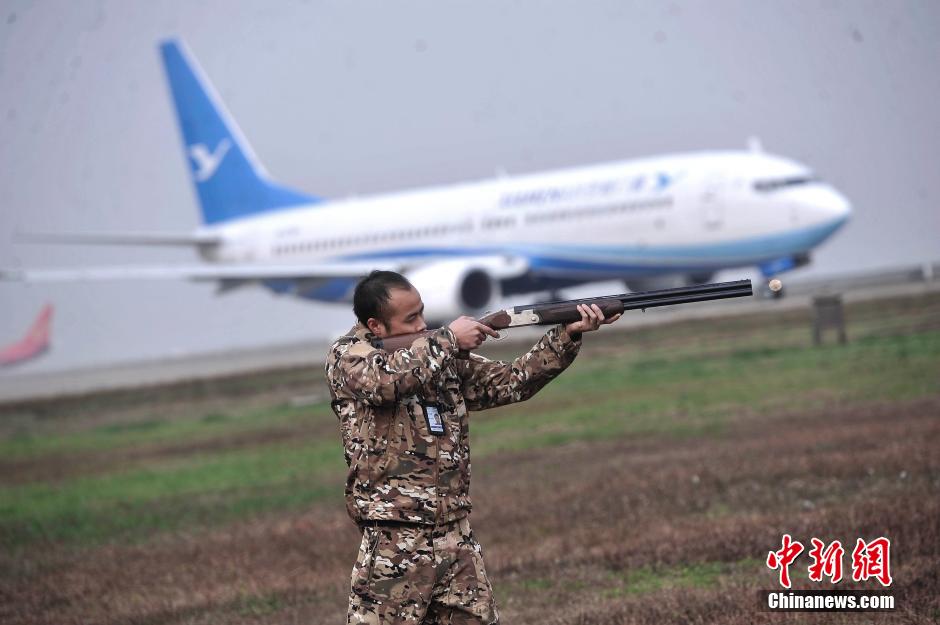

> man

[{"left": 325, "top": 270, "right": 619, "bottom": 624}]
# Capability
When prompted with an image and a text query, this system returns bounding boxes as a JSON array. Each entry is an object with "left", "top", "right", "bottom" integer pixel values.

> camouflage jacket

[{"left": 325, "top": 323, "right": 581, "bottom": 526}]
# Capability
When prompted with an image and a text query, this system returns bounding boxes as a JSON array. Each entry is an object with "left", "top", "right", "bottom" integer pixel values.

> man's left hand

[{"left": 565, "top": 303, "right": 622, "bottom": 336}]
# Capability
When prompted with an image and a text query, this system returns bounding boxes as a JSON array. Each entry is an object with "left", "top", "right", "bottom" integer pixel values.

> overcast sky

[{"left": 1, "top": 0, "right": 938, "bottom": 375}]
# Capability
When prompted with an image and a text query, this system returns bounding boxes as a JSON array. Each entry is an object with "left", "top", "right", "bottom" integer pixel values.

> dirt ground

[{"left": 2, "top": 393, "right": 937, "bottom": 624}]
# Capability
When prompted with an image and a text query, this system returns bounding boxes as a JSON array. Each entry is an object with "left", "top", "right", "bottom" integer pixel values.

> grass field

[{"left": 1, "top": 291, "right": 938, "bottom": 624}]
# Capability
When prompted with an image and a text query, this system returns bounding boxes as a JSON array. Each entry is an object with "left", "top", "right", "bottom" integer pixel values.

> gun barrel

[
  {"left": 523, "top": 279, "right": 753, "bottom": 326},
  {"left": 617, "top": 279, "right": 753, "bottom": 311},
  {"left": 516, "top": 279, "right": 752, "bottom": 313}
]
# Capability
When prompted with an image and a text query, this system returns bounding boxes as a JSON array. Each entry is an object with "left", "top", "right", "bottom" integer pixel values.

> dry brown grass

[{"left": 2, "top": 393, "right": 937, "bottom": 624}]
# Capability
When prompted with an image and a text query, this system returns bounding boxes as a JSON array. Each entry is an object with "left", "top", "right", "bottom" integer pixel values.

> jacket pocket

[{"left": 367, "top": 407, "right": 395, "bottom": 481}]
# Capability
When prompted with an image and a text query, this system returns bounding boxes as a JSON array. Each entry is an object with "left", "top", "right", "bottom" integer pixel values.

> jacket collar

[{"left": 350, "top": 322, "right": 375, "bottom": 343}]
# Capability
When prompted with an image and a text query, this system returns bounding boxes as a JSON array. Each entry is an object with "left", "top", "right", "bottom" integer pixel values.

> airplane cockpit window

[{"left": 753, "top": 175, "right": 820, "bottom": 192}]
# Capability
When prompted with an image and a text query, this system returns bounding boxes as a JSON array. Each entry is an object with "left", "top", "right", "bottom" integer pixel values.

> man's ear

[{"left": 366, "top": 317, "right": 387, "bottom": 337}]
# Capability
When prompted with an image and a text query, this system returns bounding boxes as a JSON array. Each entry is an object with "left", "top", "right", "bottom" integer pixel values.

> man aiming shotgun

[{"left": 325, "top": 270, "right": 752, "bottom": 624}]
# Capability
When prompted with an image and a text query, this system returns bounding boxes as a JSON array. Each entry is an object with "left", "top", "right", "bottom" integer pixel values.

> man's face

[{"left": 367, "top": 286, "right": 427, "bottom": 338}]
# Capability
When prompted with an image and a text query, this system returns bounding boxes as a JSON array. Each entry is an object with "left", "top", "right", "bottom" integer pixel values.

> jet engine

[{"left": 405, "top": 261, "right": 501, "bottom": 324}]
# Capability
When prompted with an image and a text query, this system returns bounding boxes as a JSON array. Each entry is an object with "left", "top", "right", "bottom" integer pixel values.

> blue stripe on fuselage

[{"left": 261, "top": 217, "right": 846, "bottom": 302}]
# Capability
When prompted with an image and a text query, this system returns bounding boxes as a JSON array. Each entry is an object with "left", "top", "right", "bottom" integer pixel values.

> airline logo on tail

[{"left": 189, "top": 139, "right": 231, "bottom": 182}]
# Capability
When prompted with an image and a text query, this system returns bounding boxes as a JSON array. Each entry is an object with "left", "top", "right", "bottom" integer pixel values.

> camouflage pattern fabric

[
  {"left": 325, "top": 323, "right": 581, "bottom": 526},
  {"left": 348, "top": 516, "right": 498, "bottom": 625},
  {"left": 326, "top": 322, "right": 581, "bottom": 622}
]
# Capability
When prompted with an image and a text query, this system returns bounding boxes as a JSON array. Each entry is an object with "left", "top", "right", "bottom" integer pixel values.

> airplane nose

[
  {"left": 822, "top": 187, "right": 852, "bottom": 224},
  {"left": 797, "top": 185, "right": 852, "bottom": 229}
]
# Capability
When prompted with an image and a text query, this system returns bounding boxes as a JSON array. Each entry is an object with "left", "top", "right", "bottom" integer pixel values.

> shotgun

[{"left": 372, "top": 279, "right": 753, "bottom": 352}]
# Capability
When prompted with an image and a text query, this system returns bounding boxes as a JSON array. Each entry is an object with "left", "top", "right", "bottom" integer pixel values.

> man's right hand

[{"left": 448, "top": 316, "right": 500, "bottom": 351}]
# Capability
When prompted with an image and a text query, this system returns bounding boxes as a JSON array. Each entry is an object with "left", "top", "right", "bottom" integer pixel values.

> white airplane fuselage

[{"left": 199, "top": 149, "right": 850, "bottom": 306}]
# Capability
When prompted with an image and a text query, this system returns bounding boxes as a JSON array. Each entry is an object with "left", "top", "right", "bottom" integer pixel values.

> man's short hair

[{"left": 353, "top": 270, "right": 414, "bottom": 325}]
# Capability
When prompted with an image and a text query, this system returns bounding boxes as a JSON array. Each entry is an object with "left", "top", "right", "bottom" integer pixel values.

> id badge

[{"left": 421, "top": 402, "right": 445, "bottom": 436}]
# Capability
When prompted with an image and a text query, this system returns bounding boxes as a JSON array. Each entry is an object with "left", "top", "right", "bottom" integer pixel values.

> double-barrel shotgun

[{"left": 373, "top": 279, "right": 753, "bottom": 352}]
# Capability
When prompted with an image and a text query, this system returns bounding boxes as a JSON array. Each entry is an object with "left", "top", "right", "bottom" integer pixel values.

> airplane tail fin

[{"left": 159, "top": 39, "right": 321, "bottom": 225}]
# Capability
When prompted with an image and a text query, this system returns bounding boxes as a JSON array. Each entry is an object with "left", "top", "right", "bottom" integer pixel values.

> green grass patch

[
  {"left": 0, "top": 438, "right": 345, "bottom": 548},
  {"left": 0, "top": 402, "right": 332, "bottom": 460},
  {"left": 233, "top": 592, "right": 288, "bottom": 617},
  {"left": 604, "top": 561, "right": 726, "bottom": 597}
]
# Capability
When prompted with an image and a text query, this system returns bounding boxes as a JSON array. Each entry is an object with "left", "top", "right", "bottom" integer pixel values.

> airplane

[
  {"left": 3, "top": 38, "right": 852, "bottom": 321},
  {"left": 0, "top": 304, "right": 53, "bottom": 367}
]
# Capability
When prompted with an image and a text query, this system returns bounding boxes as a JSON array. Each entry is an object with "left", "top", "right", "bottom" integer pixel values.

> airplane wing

[
  {"left": 15, "top": 230, "right": 222, "bottom": 247},
  {"left": 0, "top": 262, "right": 384, "bottom": 283},
  {"left": 0, "top": 255, "right": 529, "bottom": 283}
]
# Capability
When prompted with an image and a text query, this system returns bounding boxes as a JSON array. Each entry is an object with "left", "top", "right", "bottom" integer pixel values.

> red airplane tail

[{"left": 0, "top": 304, "right": 53, "bottom": 366}]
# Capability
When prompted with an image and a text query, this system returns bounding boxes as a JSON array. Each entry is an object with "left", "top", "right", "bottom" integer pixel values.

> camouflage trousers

[{"left": 348, "top": 516, "right": 499, "bottom": 624}]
